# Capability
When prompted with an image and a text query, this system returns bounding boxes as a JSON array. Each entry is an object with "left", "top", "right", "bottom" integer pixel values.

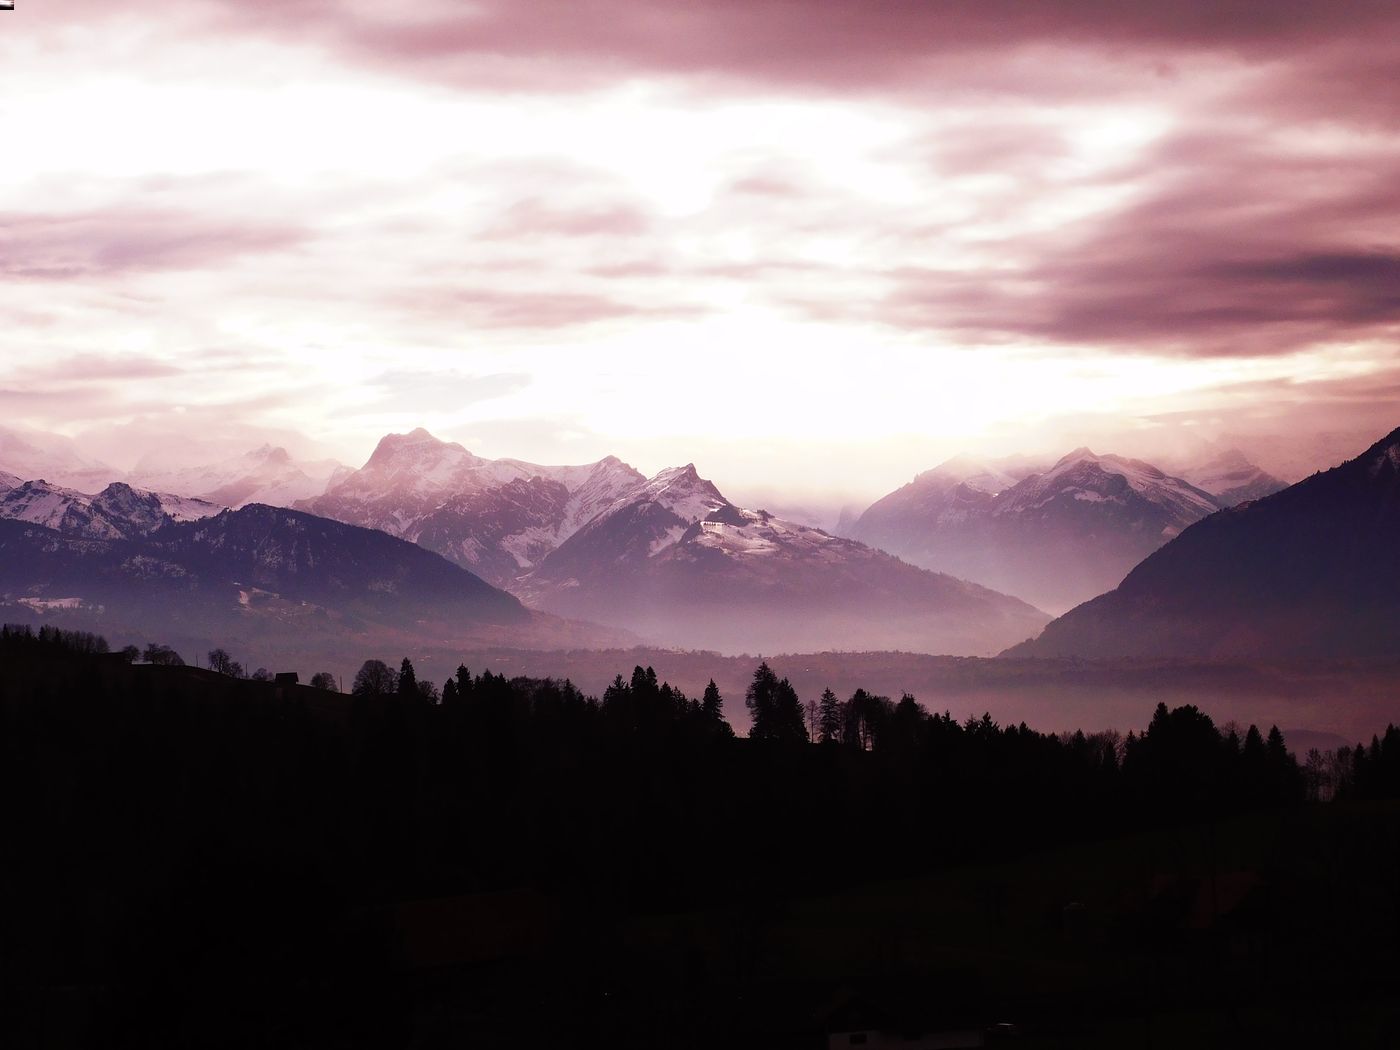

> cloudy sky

[{"left": 3, "top": 1, "right": 1399, "bottom": 503}]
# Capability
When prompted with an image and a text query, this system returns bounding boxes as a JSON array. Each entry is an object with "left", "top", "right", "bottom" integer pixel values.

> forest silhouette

[{"left": 5, "top": 623, "right": 1400, "bottom": 1046}]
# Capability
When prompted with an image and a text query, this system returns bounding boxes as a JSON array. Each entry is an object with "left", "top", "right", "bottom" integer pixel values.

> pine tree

[
  {"left": 818, "top": 688, "right": 842, "bottom": 743},
  {"left": 745, "top": 662, "right": 780, "bottom": 740},
  {"left": 701, "top": 679, "right": 723, "bottom": 721},
  {"left": 397, "top": 657, "right": 418, "bottom": 699},
  {"left": 747, "top": 665, "right": 806, "bottom": 744},
  {"left": 772, "top": 677, "right": 808, "bottom": 743}
]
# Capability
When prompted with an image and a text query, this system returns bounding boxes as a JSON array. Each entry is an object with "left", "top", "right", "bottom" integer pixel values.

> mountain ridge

[
  {"left": 0, "top": 479, "right": 221, "bottom": 540},
  {"left": 300, "top": 428, "right": 647, "bottom": 587},
  {"left": 520, "top": 462, "right": 1049, "bottom": 655},
  {"left": 849, "top": 447, "right": 1229, "bottom": 612},
  {"left": 1006, "top": 426, "right": 1400, "bottom": 661}
]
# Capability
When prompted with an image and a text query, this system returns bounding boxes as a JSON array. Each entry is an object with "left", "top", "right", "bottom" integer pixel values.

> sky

[{"left": 2, "top": 1, "right": 1399, "bottom": 506}]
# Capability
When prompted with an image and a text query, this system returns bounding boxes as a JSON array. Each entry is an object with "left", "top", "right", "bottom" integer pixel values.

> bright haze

[{"left": 3, "top": 1, "right": 1399, "bottom": 508}]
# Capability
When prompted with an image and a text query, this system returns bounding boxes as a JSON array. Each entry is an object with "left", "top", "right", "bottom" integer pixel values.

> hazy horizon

[{"left": 4, "top": 1, "right": 1399, "bottom": 504}]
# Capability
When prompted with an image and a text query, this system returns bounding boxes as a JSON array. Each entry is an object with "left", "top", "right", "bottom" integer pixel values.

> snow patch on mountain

[
  {"left": 616, "top": 464, "right": 729, "bottom": 544},
  {"left": 300, "top": 429, "right": 647, "bottom": 587},
  {"left": 0, "top": 480, "right": 221, "bottom": 540},
  {"left": 522, "top": 462, "right": 1051, "bottom": 655},
  {"left": 995, "top": 448, "right": 1220, "bottom": 521}
]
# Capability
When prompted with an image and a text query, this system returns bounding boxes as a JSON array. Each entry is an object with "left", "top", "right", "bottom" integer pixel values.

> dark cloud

[
  {"left": 199, "top": 1, "right": 1398, "bottom": 96},
  {"left": 41, "top": 1, "right": 1391, "bottom": 109},
  {"left": 871, "top": 127, "right": 1400, "bottom": 355}
]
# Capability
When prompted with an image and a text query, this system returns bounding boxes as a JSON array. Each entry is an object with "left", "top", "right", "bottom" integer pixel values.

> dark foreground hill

[
  {"left": 4, "top": 633, "right": 1400, "bottom": 1047},
  {"left": 0, "top": 502, "right": 527, "bottom": 630},
  {"left": 1010, "top": 426, "right": 1400, "bottom": 661}
]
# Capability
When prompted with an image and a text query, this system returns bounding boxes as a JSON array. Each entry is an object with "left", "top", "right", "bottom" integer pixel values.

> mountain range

[
  {"left": 846, "top": 447, "right": 1285, "bottom": 612},
  {"left": 297, "top": 431, "right": 1048, "bottom": 653},
  {"left": 517, "top": 463, "right": 1050, "bottom": 654},
  {"left": 1009, "top": 427, "right": 1400, "bottom": 661},
  {"left": 0, "top": 479, "right": 219, "bottom": 540},
  {"left": 0, "top": 493, "right": 522, "bottom": 620},
  {"left": 129, "top": 444, "right": 346, "bottom": 509},
  {"left": 1171, "top": 448, "right": 1286, "bottom": 506},
  {"left": 0, "top": 441, "right": 1049, "bottom": 656},
  {"left": 0, "top": 426, "right": 347, "bottom": 511},
  {"left": 299, "top": 429, "right": 646, "bottom": 589},
  {"left": 5, "top": 421, "right": 1389, "bottom": 665}
]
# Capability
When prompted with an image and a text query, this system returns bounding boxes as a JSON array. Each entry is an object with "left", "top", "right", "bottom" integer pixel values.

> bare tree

[
  {"left": 143, "top": 643, "right": 184, "bottom": 667},
  {"left": 352, "top": 659, "right": 397, "bottom": 696},
  {"left": 207, "top": 648, "right": 237, "bottom": 675}
]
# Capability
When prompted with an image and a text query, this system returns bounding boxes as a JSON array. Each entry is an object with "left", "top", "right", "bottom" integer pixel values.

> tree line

[{"left": 7, "top": 624, "right": 1400, "bottom": 1044}]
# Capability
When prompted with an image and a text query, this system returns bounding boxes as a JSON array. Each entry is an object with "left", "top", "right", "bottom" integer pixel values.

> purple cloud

[{"left": 0, "top": 208, "right": 307, "bottom": 279}]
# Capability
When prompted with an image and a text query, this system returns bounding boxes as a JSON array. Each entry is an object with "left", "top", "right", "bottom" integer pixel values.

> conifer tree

[
  {"left": 745, "top": 662, "right": 780, "bottom": 740},
  {"left": 397, "top": 657, "right": 418, "bottom": 699},
  {"left": 773, "top": 677, "right": 809, "bottom": 743},
  {"left": 701, "top": 679, "right": 723, "bottom": 721},
  {"left": 818, "top": 688, "right": 842, "bottom": 743}
]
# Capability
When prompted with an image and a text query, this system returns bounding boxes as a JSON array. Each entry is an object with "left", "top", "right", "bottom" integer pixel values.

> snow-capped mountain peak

[
  {"left": 849, "top": 446, "right": 1228, "bottom": 613},
  {"left": 300, "top": 430, "right": 647, "bottom": 587},
  {"left": 924, "top": 455, "right": 1021, "bottom": 495},
  {"left": 360, "top": 428, "right": 484, "bottom": 485},
  {"left": 626, "top": 463, "right": 730, "bottom": 522},
  {"left": 1175, "top": 448, "right": 1287, "bottom": 506},
  {"left": 521, "top": 460, "right": 1050, "bottom": 655},
  {"left": 1011, "top": 423, "right": 1400, "bottom": 661},
  {"left": 0, "top": 479, "right": 220, "bottom": 540},
  {"left": 1001, "top": 449, "right": 1220, "bottom": 522},
  {"left": 537, "top": 463, "right": 735, "bottom": 565}
]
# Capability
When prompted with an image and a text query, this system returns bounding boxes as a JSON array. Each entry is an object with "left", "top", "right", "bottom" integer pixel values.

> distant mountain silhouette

[
  {"left": 0, "top": 503, "right": 527, "bottom": 631},
  {"left": 130, "top": 444, "right": 345, "bottom": 509},
  {"left": 518, "top": 464, "right": 1049, "bottom": 655},
  {"left": 0, "top": 424, "right": 121, "bottom": 492},
  {"left": 1007, "top": 427, "right": 1400, "bottom": 661},
  {"left": 1173, "top": 449, "right": 1286, "bottom": 507},
  {"left": 300, "top": 428, "right": 646, "bottom": 588},
  {"left": 850, "top": 448, "right": 1221, "bottom": 612}
]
